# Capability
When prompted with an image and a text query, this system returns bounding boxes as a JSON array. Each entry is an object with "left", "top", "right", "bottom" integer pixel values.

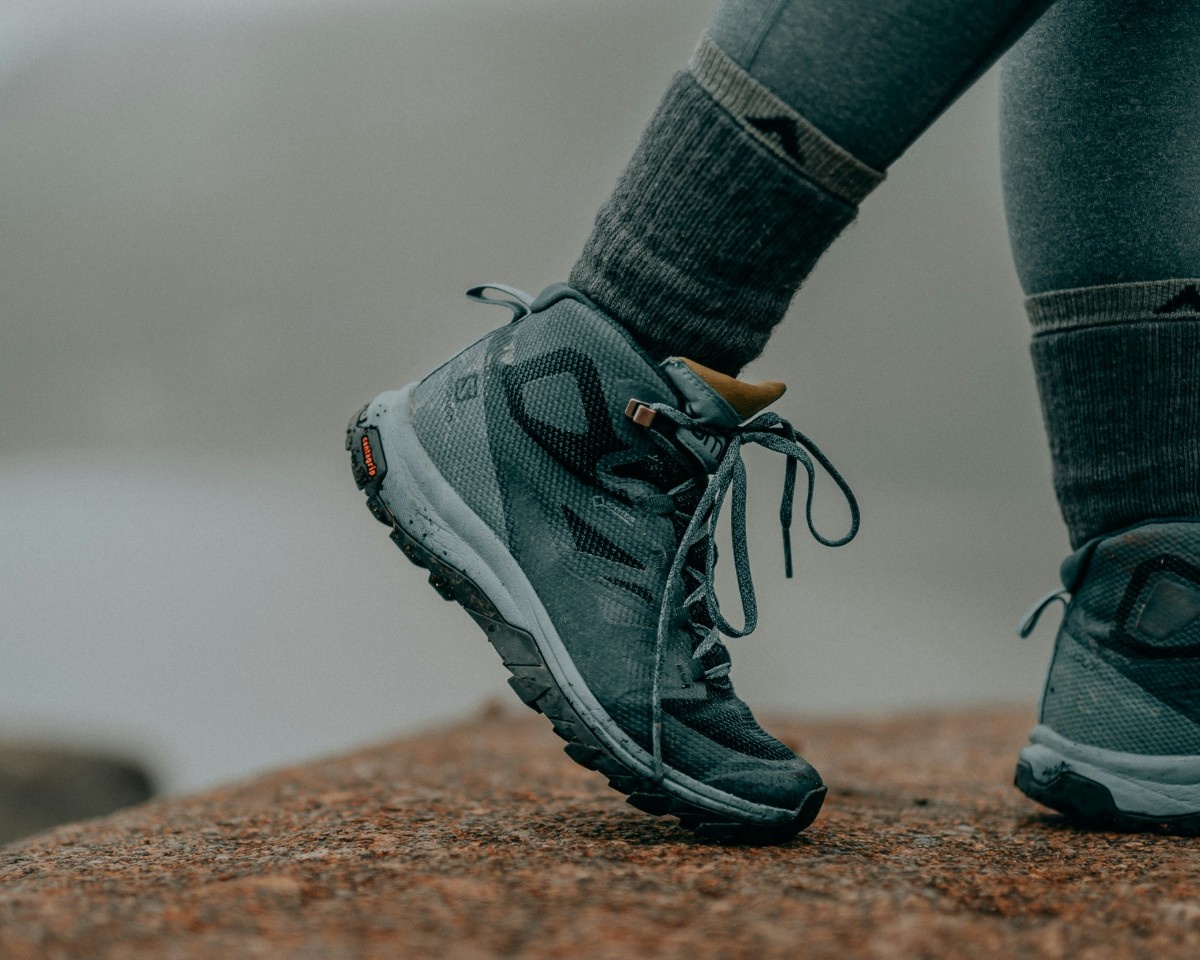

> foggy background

[{"left": 0, "top": 0, "right": 1066, "bottom": 793}]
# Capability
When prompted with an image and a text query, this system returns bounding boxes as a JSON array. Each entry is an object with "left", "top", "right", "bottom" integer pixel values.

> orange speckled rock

[{"left": 2, "top": 705, "right": 1198, "bottom": 960}]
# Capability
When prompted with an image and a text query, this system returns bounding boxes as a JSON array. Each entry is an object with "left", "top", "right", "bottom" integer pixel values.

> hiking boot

[
  {"left": 1016, "top": 520, "right": 1200, "bottom": 833},
  {"left": 346, "top": 283, "right": 858, "bottom": 843}
]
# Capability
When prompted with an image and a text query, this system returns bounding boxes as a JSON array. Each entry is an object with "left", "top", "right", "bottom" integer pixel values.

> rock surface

[{"left": 2, "top": 705, "right": 1198, "bottom": 959}]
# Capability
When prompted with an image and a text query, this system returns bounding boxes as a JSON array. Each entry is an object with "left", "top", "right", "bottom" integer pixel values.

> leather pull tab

[
  {"left": 1018, "top": 589, "right": 1069, "bottom": 638},
  {"left": 465, "top": 284, "right": 535, "bottom": 322},
  {"left": 677, "top": 357, "right": 786, "bottom": 421}
]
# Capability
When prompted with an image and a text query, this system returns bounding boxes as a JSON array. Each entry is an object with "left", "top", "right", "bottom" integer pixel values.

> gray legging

[
  {"left": 708, "top": 0, "right": 1200, "bottom": 295},
  {"left": 571, "top": 0, "right": 1200, "bottom": 545}
]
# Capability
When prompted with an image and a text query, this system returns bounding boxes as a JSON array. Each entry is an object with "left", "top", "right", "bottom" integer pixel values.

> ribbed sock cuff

[
  {"left": 1029, "top": 279, "right": 1200, "bottom": 547},
  {"left": 687, "top": 35, "right": 883, "bottom": 206},
  {"left": 570, "top": 37, "right": 884, "bottom": 374}
]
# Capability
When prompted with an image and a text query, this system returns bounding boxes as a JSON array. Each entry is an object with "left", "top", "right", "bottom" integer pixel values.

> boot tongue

[{"left": 659, "top": 357, "right": 788, "bottom": 471}]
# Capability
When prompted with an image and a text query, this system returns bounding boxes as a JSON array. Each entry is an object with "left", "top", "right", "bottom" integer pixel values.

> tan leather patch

[{"left": 679, "top": 357, "right": 786, "bottom": 420}]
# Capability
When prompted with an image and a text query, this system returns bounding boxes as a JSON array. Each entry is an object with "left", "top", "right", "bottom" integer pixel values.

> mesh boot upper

[
  {"left": 1041, "top": 521, "right": 1200, "bottom": 755},
  {"left": 409, "top": 286, "right": 802, "bottom": 774}
]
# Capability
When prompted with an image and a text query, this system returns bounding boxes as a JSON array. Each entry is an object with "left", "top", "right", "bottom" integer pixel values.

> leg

[
  {"left": 1001, "top": 0, "right": 1200, "bottom": 831},
  {"left": 1001, "top": 0, "right": 1200, "bottom": 547},
  {"left": 572, "top": 0, "right": 1056, "bottom": 373},
  {"left": 350, "top": 0, "right": 1062, "bottom": 842}
]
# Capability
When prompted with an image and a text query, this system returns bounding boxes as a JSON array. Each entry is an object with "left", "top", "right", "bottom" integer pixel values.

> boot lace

[{"left": 628, "top": 402, "right": 860, "bottom": 780}]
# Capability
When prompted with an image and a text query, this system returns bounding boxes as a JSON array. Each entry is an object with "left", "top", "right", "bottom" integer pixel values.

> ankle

[
  {"left": 570, "top": 35, "right": 882, "bottom": 374},
  {"left": 1029, "top": 278, "right": 1200, "bottom": 546}
]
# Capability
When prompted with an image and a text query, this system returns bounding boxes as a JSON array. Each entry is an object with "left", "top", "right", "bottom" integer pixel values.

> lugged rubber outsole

[
  {"left": 347, "top": 402, "right": 824, "bottom": 844},
  {"left": 1015, "top": 760, "right": 1200, "bottom": 836}
]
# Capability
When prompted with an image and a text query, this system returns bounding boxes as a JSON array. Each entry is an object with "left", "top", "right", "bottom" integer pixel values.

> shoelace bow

[{"left": 631, "top": 402, "right": 861, "bottom": 781}]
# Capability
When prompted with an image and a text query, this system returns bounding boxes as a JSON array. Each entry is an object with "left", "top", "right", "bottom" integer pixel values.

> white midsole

[
  {"left": 1021, "top": 724, "right": 1200, "bottom": 816},
  {"left": 368, "top": 384, "right": 801, "bottom": 823}
]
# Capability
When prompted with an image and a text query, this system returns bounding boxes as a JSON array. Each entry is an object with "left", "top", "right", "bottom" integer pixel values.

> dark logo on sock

[
  {"left": 746, "top": 115, "right": 805, "bottom": 167},
  {"left": 1154, "top": 284, "right": 1200, "bottom": 315}
]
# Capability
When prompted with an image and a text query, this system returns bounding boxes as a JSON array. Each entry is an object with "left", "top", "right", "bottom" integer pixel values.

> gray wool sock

[
  {"left": 570, "top": 35, "right": 883, "bottom": 374},
  {"left": 1029, "top": 279, "right": 1200, "bottom": 548}
]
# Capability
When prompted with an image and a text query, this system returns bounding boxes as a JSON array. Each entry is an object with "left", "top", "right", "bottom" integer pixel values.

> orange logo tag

[{"left": 361, "top": 435, "right": 378, "bottom": 478}]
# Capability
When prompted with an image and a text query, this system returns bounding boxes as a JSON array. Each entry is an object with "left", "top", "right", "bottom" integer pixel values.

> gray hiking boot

[
  {"left": 346, "top": 283, "right": 858, "bottom": 842},
  {"left": 1016, "top": 520, "right": 1200, "bottom": 833}
]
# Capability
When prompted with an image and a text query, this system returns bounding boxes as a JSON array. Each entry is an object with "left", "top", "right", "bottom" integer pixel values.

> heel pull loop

[
  {"left": 1019, "top": 589, "right": 1069, "bottom": 638},
  {"left": 465, "top": 284, "right": 535, "bottom": 322}
]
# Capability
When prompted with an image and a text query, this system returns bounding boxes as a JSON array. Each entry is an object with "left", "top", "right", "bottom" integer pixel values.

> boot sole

[
  {"left": 347, "top": 387, "right": 824, "bottom": 844},
  {"left": 1016, "top": 725, "right": 1200, "bottom": 835}
]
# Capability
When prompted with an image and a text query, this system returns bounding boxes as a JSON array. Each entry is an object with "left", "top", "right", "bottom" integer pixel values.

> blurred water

[
  {"left": 0, "top": 0, "right": 1067, "bottom": 791},
  {"left": 0, "top": 450, "right": 1061, "bottom": 793}
]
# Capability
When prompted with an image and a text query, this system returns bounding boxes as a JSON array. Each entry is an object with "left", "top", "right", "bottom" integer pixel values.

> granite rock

[{"left": 2, "top": 705, "right": 1198, "bottom": 959}]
